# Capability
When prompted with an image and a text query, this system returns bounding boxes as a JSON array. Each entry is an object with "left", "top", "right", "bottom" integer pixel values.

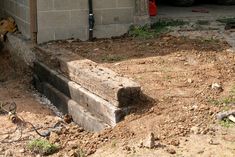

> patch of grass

[
  {"left": 209, "top": 97, "right": 235, "bottom": 106},
  {"left": 28, "top": 139, "right": 59, "bottom": 155},
  {"left": 129, "top": 25, "right": 155, "bottom": 39},
  {"left": 151, "top": 19, "right": 188, "bottom": 33},
  {"left": 203, "top": 38, "right": 220, "bottom": 43},
  {"left": 217, "top": 17, "right": 235, "bottom": 24},
  {"left": 219, "top": 118, "right": 234, "bottom": 128},
  {"left": 196, "top": 20, "right": 210, "bottom": 25},
  {"left": 129, "top": 20, "right": 188, "bottom": 38}
]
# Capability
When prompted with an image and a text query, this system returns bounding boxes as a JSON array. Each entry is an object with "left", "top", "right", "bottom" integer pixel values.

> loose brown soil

[{"left": 1, "top": 35, "right": 235, "bottom": 157}]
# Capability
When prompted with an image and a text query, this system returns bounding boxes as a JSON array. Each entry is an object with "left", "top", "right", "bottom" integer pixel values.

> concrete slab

[
  {"left": 34, "top": 77, "right": 110, "bottom": 132},
  {"left": 58, "top": 56, "right": 141, "bottom": 107},
  {"left": 34, "top": 61, "right": 126, "bottom": 126},
  {"left": 155, "top": 4, "right": 235, "bottom": 21}
]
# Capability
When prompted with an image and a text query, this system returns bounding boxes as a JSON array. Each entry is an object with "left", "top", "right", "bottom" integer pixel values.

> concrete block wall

[
  {"left": 37, "top": 0, "right": 135, "bottom": 43},
  {"left": 2, "top": 0, "right": 31, "bottom": 38}
]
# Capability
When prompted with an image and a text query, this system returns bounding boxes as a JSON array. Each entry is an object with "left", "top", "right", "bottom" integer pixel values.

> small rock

[
  {"left": 123, "top": 146, "right": 131, "bottom": 151},
  {"left": 142, "top": 132, "right": 155, "bottom": 149},
  {"left": 211, "top": 83, "right": 223, "bottom": 92},
  {"left": 49, "top": 132, "right": 60, "bottom": 143},
  {"left": 187, "top": 78, "right": 193, "bottom": 83},
  {"left": 167, "top": 148, "right": 176, "bottom": 154},
  {"left": 19, "top": 148, "right": 25, "bottom": 153},
  {"left": 0, "top": 147, "right": 5, "bottom": 152},
  {"left": 208, "top": 139, "right": 219, "bottom": 145},
  {"left": 68, "top": 150, "right": 79, "bottom": 157},
  {"left": 191, "top": 126, "right": 199, "bottom": 134},
  {"left": 68, "top": 141, "right": 78, "bottom": 149},
  {"left": 197, "top": 150, "right": 204, "bottom": 154},
  {"left": 5, "top": 150, "right": 13, "bottom": 157},
  {"left": 170, "top": 139, "right": 180, "bottom": 146}
]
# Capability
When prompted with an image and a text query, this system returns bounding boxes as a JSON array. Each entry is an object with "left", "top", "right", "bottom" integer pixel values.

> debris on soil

[
  {"left": 166, "top": 148, "right": 176, "bottom": 154},
  {"left": 140, "top": 132, "right": 155, "bottom": 149},
  {"left": 217, "top": 110, "right": 235, "bottom": 120},
  {"left": 211, "top": 83, "right": 223, "bottom": 92},
  {"left": 228, "top": 115, "right": 235, "bottom": 123},
  {"left": 170, "top": 139, "right": 180, "bottom": 146},
  {"left": 190, "top": 126, "right": 200, "bottom": 135},
  {"left": 208, "top": 139, "right": 220, "bottom": 145}
]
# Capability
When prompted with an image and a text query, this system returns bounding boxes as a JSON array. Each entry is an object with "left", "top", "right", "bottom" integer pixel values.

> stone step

[
  {"left": 58, "top": 55, "right": 141, "bottom": 107},
  {"left": 34, "top": 61, "right": 126, "bottom": 126},
  {"left": 34, "top": 78, "right": 110, "bottom": 132}
]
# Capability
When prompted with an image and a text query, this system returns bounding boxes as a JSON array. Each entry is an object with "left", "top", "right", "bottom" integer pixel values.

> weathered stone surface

[
  {"left": 58, "top": 56, "right": 141, "bottom": 107},
  {"left": 34, "top": 61, "right": 125, "bottom": 126},
  {"left": 68, "top": 99, "right": 110, "bottom": 132},
  {"left": 38, "top": 82, "right": 109, "bottom": 132}
]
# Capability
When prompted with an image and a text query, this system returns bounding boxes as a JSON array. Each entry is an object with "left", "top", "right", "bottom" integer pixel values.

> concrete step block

[
  {"left": 34, "top": 61, "right": 126, "bottom": 126},
  {"left": 35, "top": 80, "right": 110, "bottom": 132},
  {"left": 58, "top": 56, "right": 141, "bottom": 107}
]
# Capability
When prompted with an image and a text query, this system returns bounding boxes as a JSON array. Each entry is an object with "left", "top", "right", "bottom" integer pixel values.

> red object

[{"left": 149, "top": 0, "right": 157, "bottom": 16}]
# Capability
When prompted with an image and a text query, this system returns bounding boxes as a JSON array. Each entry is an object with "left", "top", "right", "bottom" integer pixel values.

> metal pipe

[
  {"left": 29, "top": 0, "right": 37, "bottom": 44},
  {"left": 88, "top": 0, "right": 94, "bottom": 41}
]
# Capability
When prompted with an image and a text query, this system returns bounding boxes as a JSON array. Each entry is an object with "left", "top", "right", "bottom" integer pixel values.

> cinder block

[
  {"left": 93, "top": 10, "right": 102, "bottom": 25},
  {"left": 58, "top": 56, "right": 141, "bottom": 107},
  {"left": 70, "top": 10, "right": 89, "bottom": 27},
  {"left": 37, "top": 28, "right": 55, "bottom": 43},
  {"left": 34, "top": 61, "right": 126, "bottom": 126},
  {"left": 70, "top": 0, "right": 88, "bottom": 10},
  {"left": 98, "top": 8, "right": 134, "bottom": 25},
  {"left": 93, "top": 0, "right": 116, "bottom": 9},
  {"left": 94, "top": 24, "right": 131, "bottom": 38},
  {"left": 94, "top": 24, "right": 117, "bottom": 38},
  {"left": 117, "top": 0, "right": 134, "bottom": 7},
  {"left": 53, "top": 0, "right": 72, "bottom": 10},
  {"left": 38, "top": 11, "right": 70, "bottom": 29},
  {"left": 37, "top": 0, "right": 53, "bottom": 11},
  {"left": 69, "top": 26, "right": 89, "bottom": 41},
  {"left": 54, "top": 27, "right": 71, "bottom": 40}
]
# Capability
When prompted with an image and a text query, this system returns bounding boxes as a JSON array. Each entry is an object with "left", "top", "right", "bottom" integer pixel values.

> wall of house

[
  {"left": 2, "top": 0, "right": 31, "bottom": 38},
  {"left": 37, "top": 0, "right": 136, "bottom": 43},
  {"left": 0, "top": 0, "right": 4, "bottom": 18}
]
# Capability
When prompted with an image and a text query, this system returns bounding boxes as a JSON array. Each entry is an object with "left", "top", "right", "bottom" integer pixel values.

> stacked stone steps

[{"left": 33, "top": 48, "right": 142, "bottom": 132}]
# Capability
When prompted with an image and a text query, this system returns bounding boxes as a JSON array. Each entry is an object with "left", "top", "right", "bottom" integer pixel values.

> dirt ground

[{"left": 1, "top": 26, "right": 235, "bottom": 156}]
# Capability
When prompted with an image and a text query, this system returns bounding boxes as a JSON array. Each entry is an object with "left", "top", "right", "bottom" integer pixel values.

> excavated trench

[
  {"left": 33, "top": 46, "right": 144, "bottom": 132},
  {"left": 2, "top": 34, "right": 146, "bottom": 132}
]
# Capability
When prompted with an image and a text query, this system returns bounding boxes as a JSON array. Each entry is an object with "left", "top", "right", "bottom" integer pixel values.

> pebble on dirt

[
  {"left": 211, "top": 83, "right": 223, "bottom": 92},
  {"left": 167, "top": 148, "right": 176, "bottom": 154},
  {"left": 141, "top": 132, "right": 155, "bottom": 149}
]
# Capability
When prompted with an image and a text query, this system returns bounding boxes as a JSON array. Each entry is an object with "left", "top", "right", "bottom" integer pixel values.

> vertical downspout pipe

[
  {"left": 88, "top": 0, "right": 94, "bottom": 41},
  {"left": 30, "top": 0, "right": 37, "bottom": 44}
]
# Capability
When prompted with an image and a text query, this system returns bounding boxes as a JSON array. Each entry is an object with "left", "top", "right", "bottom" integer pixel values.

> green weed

[
  {"left": 28, "top": 139, "right": 59, "bottom": 155},
  {"left": 129, "top": 20, "right": 188, "bottom": 38},
  {"left": 219, "top": 118, "right": 234, "bottom": 128}
]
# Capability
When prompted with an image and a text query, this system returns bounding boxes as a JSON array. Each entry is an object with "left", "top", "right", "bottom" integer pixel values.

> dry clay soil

[{"left": 1, "top": 35, "right": 235, "bottom": 157}]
